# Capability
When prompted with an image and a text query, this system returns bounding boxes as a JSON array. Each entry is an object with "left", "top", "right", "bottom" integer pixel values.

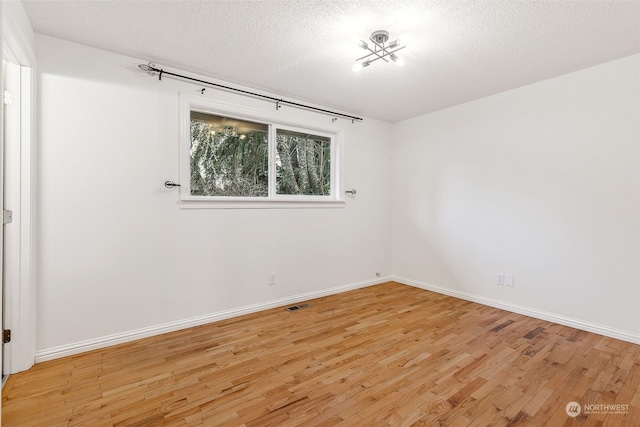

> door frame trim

[{"left": 2, "top": 4, "right": 36, "bottom": 374}]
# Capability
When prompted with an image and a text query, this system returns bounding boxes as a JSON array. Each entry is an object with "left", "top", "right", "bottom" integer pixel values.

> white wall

[
  {"left": 392, "top": 54, "right": 640, "bottom": 341},
  {"left": 3, "top": 0, "right": 35, "bottom": 65},
  {"left": 35, "top": 34, "right": 640, "bottom": 358},
  {"left": 36, "top": 36, "right": 392, "bottom": 356}
]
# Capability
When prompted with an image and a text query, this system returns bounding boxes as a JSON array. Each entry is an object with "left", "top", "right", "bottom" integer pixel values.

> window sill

[{"left": 179, "top": 197, "right": 346, "bottom": 209}]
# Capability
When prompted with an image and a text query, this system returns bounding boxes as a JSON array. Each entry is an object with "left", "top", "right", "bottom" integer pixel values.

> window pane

[
  {"left": 190, "top": 112, "right": 269, "bottom": 197},
  {"left": 276, "top": 129, "right": 331, "bottom": 196}
]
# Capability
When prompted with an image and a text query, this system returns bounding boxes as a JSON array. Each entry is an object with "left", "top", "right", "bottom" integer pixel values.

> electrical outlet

[
  {"left": 505, "top": 274, "right": 515, "bottom": 287},
  {"left": 268, "top": 273, "right": 276, "bottom": 286},
  {"left": 497, "top": 274, "right": 505, "bottom": 286}
]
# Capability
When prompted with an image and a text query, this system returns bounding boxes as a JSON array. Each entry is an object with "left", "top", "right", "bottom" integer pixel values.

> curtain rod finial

[{"left": 138, "top": 62, "right": 157, "bottom": 76}]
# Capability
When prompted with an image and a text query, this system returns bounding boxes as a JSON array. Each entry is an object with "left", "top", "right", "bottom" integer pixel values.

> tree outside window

[{"left": 189, "top": 111, "right": 333, "bottom": 199}]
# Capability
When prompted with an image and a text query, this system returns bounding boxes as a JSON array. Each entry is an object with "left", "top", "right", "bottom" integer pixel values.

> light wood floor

[{"left": 3, "top": 282, "right": 640, "bottom": 426}]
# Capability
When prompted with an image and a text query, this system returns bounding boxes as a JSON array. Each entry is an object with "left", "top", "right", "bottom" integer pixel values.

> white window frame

[{"left": 179, "top": 93, "right": 345, "bottom": 209}]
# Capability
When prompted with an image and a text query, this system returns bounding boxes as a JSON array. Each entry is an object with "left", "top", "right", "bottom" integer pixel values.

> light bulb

[
  {"left": 352, "top": 60, "right": 371, "bottom": 72},
  {"left": 358, "top": 40, "right": 368, "bottom": 50},
  {"left": 390, "top": 54, "right": 405, "bottom": 67}
]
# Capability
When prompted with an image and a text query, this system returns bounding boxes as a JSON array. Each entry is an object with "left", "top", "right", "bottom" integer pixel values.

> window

[
  {"left": 180, "top": 94, "right": 344, "bottom": 208},
  {"left": 276, "top": 129, "right": 331, "bottom": 196},
  {"left": 190, "top": 112, "right": 269, "bottom": 197}
]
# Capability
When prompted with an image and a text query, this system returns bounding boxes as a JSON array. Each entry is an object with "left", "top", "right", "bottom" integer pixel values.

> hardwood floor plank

[{"left": 3, "top": 282, "right": 639, "bottom": 426}]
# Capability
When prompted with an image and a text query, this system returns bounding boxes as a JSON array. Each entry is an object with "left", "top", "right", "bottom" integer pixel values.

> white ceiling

[{"left": 22, "top": 0, "right": 640, "bottom": 123}]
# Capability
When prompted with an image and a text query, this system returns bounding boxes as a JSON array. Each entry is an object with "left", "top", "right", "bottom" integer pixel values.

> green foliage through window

[
  {"left": 276, "top": 129, "right": 331, "bottom": 196},
  {"left": 189, "top": 111, "right": 333, "bottom": 198},
  {"left": 190, "top": 113, "right": 268, "bottom": 197}
]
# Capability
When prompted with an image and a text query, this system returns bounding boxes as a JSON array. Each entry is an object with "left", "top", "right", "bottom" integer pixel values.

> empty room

[{"left": 1, "top": 0, "right": 639, "bottom": 426}]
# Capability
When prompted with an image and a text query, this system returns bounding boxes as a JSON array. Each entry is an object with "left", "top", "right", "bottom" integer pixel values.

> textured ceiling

[{"left": 22, "top": 0, "right": 640, "bottom": 122}]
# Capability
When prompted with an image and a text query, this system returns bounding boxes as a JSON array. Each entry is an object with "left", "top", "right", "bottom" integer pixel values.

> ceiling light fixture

[{"left": 353, "top": 30, "right": 407, "bottom": 72}]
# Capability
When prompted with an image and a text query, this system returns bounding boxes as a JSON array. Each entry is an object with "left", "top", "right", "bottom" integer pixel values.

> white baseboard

[
  {"left": 36, "top": 275, "right": 638, "bottom": 363},
  {"left": 393, "top": 276, "right": 640, "bottom": 345},
  {"left": 35, "top": 277, "right": 391, "bottom": 363}
]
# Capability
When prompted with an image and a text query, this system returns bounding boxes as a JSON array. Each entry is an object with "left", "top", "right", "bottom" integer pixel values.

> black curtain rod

[{"left": 138, "top": 62, "right": 363, "bottom": 122}]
